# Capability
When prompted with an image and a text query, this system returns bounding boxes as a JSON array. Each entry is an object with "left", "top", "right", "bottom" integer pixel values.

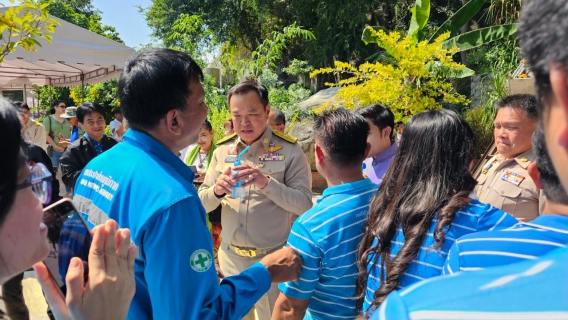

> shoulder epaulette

[
  {"left": 273, "top": 130, "right": 297, "bottom": 144},
  {"left": 33, "top": 120, "right": 41, "bottom": 126},
  {"left": 216, "top": 133, "right": 237, "bottom": 145}
]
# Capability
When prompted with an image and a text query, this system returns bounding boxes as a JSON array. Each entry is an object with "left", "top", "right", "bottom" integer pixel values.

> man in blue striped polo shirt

[
  {"left": 272, "top": 108, "right": 378, "bottom": 319},
  {"left": 443, "top": 125, "right": 568, "bottom": 275}
]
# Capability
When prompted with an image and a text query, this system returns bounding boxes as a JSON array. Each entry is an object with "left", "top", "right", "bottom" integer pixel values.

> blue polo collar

[
  {"left": 122, "top": 129, "right": 195, "bottom": 182},
  {"left": 523, "top": 215, "right": 568, "bottom": 235},
  {"left": 318, "top": 178, "right": 375, "bottom": 204}
]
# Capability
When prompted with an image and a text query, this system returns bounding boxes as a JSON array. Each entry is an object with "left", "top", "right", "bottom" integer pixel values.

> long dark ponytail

[{"left": 356, "top": 109, "right": 477, "bottom": 314}]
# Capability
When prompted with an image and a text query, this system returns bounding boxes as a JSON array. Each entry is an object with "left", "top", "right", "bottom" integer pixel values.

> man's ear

[
  {"left": 550, "top": 67, "right": 568, "bottom": 148},
  {"left": 364, "top": 142, "right": 371, "bottom": 159},
  {"left": 315, "top": 143, "right": 325, "bottom": 162},
  {"left": 382, "top": 126, "right": 392, "bottom": 139},
  {"left": 266, "top": 104, "right": 271, "bottom": 116},
  {"left": 527, "top": 162, "right": 542, "bottom": 190},
  {"left": 166, "top": 109, "right": 182, "bottom": 135}
]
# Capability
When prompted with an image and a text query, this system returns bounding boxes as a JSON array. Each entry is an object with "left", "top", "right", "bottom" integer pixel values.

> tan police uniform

[
  {"left": 22, "top": 119, "right": 47, "bottom": 151},
  {"left": 199, "top": 126, "right": 312, "bottom": 320},
  {"left": 475, "top": 148, "right": 542, "bottom": 222}
]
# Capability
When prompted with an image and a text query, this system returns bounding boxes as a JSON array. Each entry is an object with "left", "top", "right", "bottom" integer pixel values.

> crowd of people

[{"left": 0, "top": 0, "right": 567, "bottom": 319}]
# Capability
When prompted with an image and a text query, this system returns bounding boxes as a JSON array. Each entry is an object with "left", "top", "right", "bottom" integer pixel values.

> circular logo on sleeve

[{"left": 190, "top": 249, "right": 213, "bottom": 272}]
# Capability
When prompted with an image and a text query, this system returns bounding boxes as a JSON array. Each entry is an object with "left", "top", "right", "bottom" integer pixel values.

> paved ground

[{"left": 8, "top": 169, "right": 323, "bottom": 320}]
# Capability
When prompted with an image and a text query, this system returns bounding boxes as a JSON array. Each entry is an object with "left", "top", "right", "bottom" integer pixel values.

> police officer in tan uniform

[
  {"left": 19, "top": 102, "right": 47, "bottom": 151},
  {"left": 475, "top": 94, "right": 541, "bottom": 222},
  {"left": 199, "top": 80, "right": 312, "bottom": 320}
]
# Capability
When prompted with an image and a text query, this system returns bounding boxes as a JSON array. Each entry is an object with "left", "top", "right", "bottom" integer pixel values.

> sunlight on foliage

[
  {"left": 0, "top": 0, "right": 59, "bottom": 62},
  {"left": 311, "top": 28, "right": 470, "bottom": 121}
]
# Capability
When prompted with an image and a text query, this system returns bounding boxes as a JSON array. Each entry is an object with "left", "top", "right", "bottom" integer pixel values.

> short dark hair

[
  {"left": 77, "top": 102, "right": 106, "bottom": 123},
  {"left": 520, "top": 0, "right": 568, "bottom": 115},
  {"left": 356, "top": 104, "right": 395, "bottom": 139},
  {"left": 114, "top": 107, "right": 122, "bottom": 115},
  {"left": 227, "top": 80, "right": 269, "bottom": 108},
  {"left": 203, "top": 119, "right": 213, "bottom": 132},
  {"left": 270, "top": 109, "right": 286, "bottom": 125},
  {"left": 51, "top": 100, "right": 65, "bottom": 108},
  {"left": 118, "top": 48, "right": 204, "bottom": 131},
  {"left": 532, "top": 125, "right": 568, "bottom": 205},
  {"left": 314, "top": 108, "right": 370, "bottom": 167},
  {"left": 495, "top": 94, "right": 538, "bottom": 122},
  {"left": 14, "top": 101, "right": 29, "bottom": 111}
]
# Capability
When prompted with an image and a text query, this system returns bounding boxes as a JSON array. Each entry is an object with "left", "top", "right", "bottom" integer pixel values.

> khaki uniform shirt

[
  {"left": 475, "top": 148, "right": 541, "bottom": 222},
  {"left": 199, "top": 127, "right": 312, "bottom": 249},
  {"left": 22, "top": 119, "right": 47, "bottom": 151}
]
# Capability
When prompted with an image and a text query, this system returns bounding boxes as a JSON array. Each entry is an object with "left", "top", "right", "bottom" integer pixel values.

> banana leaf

[
  {"left": 442, "top": 24, "right": 519, "bottom": 51},
  {"left": 426, "top": 61, "right": 475, "bottom": 78},
  {"left": 429, "top": 0, "right": 488, "bottom": 42},
  {"left": 407, "top": 0, "right": 430, "bottom": 43}
]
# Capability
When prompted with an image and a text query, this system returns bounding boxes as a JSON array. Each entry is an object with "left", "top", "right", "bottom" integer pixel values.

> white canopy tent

[{"left": 0, "top": 7, "right": 136, "bottom": 103}]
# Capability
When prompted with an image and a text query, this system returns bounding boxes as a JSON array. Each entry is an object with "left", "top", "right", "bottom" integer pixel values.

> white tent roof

[{"left": 0, "top": 7, "right": 136, "bottom": 89}]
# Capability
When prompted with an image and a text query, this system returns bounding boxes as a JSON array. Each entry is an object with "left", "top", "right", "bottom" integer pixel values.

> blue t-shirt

[
  {"left": 73, "top": 129, "right": 271, "bottom": 320},
  {"left": 279, "top": 179, "right": 378, "bottom": 319},
  {"left": 373, "top": 247, "right": 568, "bottom": 320},
  {"left": 443, "top": 215, "right": 568, "bottom": 274},
  {"left": 363, "top": 200, "right": 518, "bottom": 315}
]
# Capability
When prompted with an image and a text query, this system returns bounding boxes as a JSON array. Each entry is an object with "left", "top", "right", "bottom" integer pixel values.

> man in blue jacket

[{"left": 72, "top": 48, "right": 302, "bottom": 319}]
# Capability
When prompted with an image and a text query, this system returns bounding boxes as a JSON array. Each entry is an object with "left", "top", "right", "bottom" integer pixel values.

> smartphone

[
  {"left": 188, "top": 165, "right": 197, "bottom": 173},
  {"left": 42, "top": 199, "right": 92, "bottom": 295}
]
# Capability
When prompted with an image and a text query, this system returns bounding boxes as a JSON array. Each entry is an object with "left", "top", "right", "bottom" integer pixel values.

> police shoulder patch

[
  {"left": 216, "top": 133, "right": 237, "bottom": 145},
  {"left": 273, "top": 130, "right": 297, "bottom": 144}
]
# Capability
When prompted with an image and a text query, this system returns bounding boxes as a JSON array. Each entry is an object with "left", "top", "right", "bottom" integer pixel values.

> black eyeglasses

[{"left": 16, "top": 163, "right": 53, "bottom": 205}]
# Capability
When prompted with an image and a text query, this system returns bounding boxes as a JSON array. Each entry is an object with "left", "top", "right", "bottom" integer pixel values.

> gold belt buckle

[{"left": 236, "top": 247, "right": 256, "bottom": 258}]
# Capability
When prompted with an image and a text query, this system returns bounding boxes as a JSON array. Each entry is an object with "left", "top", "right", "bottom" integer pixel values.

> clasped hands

[{"left": 214, "top": 164, "right": 269, "bottom": 197}]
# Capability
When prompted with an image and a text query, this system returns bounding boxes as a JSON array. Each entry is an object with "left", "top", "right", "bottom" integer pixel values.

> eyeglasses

[
  {"left": 16, "top": 163, "right": 52, "bottom": 205},
  {"left": 58, "top": 105, "right": 66, "bottom": 108}
]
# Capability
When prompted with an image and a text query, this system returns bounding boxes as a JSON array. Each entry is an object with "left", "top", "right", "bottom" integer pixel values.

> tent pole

[
  {"left": 81, "top": 72, "right": 85, "bottom": 103},
  {"left": 23, "top": 84, "right": 27, "bottom": 102}
]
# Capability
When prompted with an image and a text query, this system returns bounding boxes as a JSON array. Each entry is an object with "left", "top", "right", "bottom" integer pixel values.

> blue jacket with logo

[{"left": 73, "top": 129, "right": 271, "bottom": 319}]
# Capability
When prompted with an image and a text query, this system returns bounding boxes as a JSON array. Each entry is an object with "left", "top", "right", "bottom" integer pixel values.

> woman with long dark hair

[
  {"left": 356, "top": 109, "right": 518, "bottom": 317},
  {"left": 0, "top": 98, "right": 136, "bottom": 320}
]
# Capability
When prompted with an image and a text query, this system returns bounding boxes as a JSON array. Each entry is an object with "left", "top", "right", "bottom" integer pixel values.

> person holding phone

[{"left": 0, "top": 98, "right": 137, "bottom": 320}]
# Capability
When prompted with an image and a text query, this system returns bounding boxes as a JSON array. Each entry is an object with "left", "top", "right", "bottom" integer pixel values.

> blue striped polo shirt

[
  {"left": 373, "top": 247, "right": 568, "bottom": 320},
  {"left": 443, "top": 214, "right": 568, "bottom": 275},
  {"left": 363, "top": 200, "right": 518, "bottom": 315},
  {"left": 279, "top": 178, "right": 378, "bottom": 320}
]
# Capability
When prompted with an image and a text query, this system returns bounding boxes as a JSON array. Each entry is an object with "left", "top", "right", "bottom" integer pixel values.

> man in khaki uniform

[
  {"left": 19, "top": 102, "right": 47, "bottom": 151},
  {"left": 475, "top": 94, "right": 541, "bottom": 222},
  {"left": 199, "top": 80, "right": 312, "bottom": 320}
]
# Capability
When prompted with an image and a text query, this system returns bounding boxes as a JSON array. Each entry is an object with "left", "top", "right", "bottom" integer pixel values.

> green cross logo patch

[{"left": 190, "top": 249, "right": 212, "bottom": 272}]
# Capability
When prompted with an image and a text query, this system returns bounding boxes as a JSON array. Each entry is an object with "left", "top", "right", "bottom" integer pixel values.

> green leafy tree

[
  {"left": 35, "top": 85, "right": 71, "bottom": 109},
  {"left": 69, "top": 80, "right": 119, "bottom": 121},
  {"left": 0, "top": 0, "right": 59, "bottom": 62},
  {"left": 142, "top": 0, "right": 465, "bottom": 68}
]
